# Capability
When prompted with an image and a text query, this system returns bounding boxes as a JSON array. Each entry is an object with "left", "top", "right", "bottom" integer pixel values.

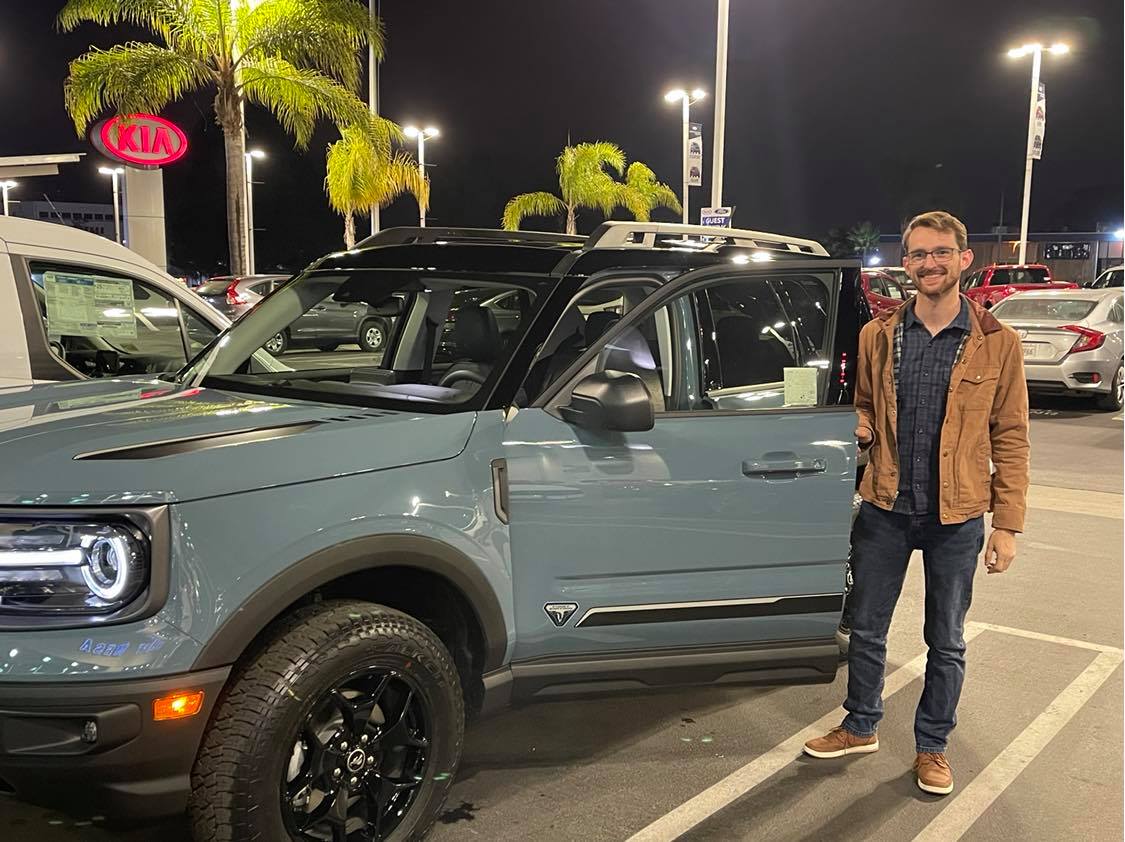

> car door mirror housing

[{"left": 559, "top": 371, "right": 655, "bottom": 432}]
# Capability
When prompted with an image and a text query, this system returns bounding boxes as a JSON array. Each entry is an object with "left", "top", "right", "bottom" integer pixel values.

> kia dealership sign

[{"left": 92, "top": 113, "right": 188, "bottom": 168}]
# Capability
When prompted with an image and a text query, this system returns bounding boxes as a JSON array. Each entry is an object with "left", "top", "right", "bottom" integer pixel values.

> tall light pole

[
  {"left": 245, "top": 149, "right": 266, "bottom": 274},
  {"left": 1008, "top": 41, "right": 1068, "bottom": 265},
  {"left": 369, "top": 0, "right": 381, "bottom": 235},
  {"left": 711, "top": 0, "right": 730, "bottom": 209},
  {"left": 665, "top": 88, "right": 706, "bottom": 224},
  {"left": 0, "top": 181, "right": 15, "bottom": 216},
  {"left": 97, "top": 167, "right": 124, "bottom": 243},
  {"left": 404, "top": 126, "right": 439, "bottom": 227}
]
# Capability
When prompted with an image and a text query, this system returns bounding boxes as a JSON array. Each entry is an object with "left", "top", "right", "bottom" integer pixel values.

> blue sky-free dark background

[{"left": 0, "top": 0, "right": 1121, "bottom": 273}]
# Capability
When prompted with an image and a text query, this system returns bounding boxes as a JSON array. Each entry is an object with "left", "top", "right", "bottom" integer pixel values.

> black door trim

[{"left": 574, "top": 592, "right": 844, "bottom": 628}]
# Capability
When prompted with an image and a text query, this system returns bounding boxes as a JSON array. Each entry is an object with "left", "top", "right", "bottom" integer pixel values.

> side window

[
  {"left": 699, "top": 280, "right": 802, "bottom": 410},
  {"left": 29, "top": 261, "right": 208, "bottom": 377},
  {"left": 182, "top": 304, "right": 220, "bottom": 357},
  {"left": 867, "top": 273, "right": 888, "bottom": 297},
  {"left": 883, "top": 278, "right": 905, "bottom": 300},
  {"left": 1109, "top": 300, "right": 1124, "bottom": 324}
]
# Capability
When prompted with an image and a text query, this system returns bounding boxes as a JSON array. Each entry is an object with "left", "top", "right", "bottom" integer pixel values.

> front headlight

[{"left": 0, "top": 519, "right": 150, "bottom": 615}]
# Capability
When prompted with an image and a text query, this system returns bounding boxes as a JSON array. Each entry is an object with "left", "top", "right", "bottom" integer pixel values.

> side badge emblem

[{"left": 544, "top": 603, "right": 578, "bottom": 627}]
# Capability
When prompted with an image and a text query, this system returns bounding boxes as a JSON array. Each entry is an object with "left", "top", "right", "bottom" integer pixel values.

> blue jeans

[{"left": 842, "top": 502, "right": 984, "bottom": 753}]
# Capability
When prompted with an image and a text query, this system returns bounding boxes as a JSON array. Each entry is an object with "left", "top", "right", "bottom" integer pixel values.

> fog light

[{"left": 153, "top": 690, "right": 205, "bottom": 721}]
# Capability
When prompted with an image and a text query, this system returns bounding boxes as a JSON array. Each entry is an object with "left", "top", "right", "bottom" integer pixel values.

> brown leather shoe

[
  {"left": 914, "top": 752, "right": 954, "bottom": 795},
  {"left": 803, "top": 726, "right": 879, "bottom": 758}
]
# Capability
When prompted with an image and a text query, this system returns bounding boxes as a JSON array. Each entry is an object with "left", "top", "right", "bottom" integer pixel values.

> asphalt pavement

[{"left": 3, "top": 394, "right": 1121, "bottom": 841}]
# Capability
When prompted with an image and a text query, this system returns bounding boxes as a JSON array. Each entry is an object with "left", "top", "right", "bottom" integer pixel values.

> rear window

[
  {"left": 993, "top": 297, "right": 1097, "bottom": 321},
  {"left": 197, "top": 280, "right": 231, "bottom": 294},
  {"left": 991, "top": 268, "right": 1049, "bottom": 285}
]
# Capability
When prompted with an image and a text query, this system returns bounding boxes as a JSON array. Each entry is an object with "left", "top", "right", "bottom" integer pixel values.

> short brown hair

[{"left": 902, "top": 211, "right": 968, "bottom": 251}]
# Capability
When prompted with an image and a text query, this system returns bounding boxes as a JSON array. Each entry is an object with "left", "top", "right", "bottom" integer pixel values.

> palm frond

[
  {"left": 58, "top": 0, "right": 220, "bottom": 59},
  {"left": 556, "top": 142, "right": 626, "bottom": 216},
  {"left": 325, "top": 127, "right": 425, "bottom": 217},
  {"left": 64, "top": 42, "right": 210, "bottom": 134},
  {"left": 240, "top": 57, "right": 370, "bottom": 147},
  {"left": 622, "top": 161, "right": 681, "bottom": 221},
  {"left": 237, "top": 0, "right": 382, "bottom": 90},
  {"left": 502, "top": 192, "right": 564, "bottom": 231}
]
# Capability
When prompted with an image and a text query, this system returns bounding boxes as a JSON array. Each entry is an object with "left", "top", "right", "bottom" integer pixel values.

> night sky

[{"left": 1, "top": 0, "right": 1121, "bottom": 274}]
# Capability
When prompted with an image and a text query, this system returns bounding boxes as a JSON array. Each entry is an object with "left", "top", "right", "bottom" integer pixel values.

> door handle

[{"left": 742, "top": 458, "right": 826, "bottom": 478}]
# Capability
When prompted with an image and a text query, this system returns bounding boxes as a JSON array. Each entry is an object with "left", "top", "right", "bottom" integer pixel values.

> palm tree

[
  {"left": 59, "top": 0, "right": 385, "bottom": 274},
  {"left": 325, "top": 121, "right": 429, "bottom": 248},
  {"left": 847, "top": 221, "right": 881, "bottom": 262},
  {"left": 503, "top": 142, "right": 628, "bottom": 234},
  {"left": 620, "top": 162, "right": 681, "bottom": 222}
]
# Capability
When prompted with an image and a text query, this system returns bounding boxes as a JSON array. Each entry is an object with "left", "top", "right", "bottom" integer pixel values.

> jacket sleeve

[
  {"left": 989, "top": 333, "right": 1030, "bottom": 532},
  {"left": 854, "top": 323, "right": 877, "bottom": 450}
]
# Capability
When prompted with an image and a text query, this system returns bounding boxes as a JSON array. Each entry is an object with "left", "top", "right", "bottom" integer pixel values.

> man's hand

[
  {"left": 855, "top": 425, "right": 873, "bottom": 446},
  {"left": 984, "top": 528, "right": 1018, "bottom": 574}
]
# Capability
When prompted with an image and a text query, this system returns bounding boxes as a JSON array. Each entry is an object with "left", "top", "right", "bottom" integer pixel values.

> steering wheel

[{"left": 437, "top": 368, "right": 487, "bottom": 389}]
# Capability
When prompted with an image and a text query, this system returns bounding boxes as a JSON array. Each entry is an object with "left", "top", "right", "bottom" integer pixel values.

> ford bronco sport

[{"left": 0, "top": 222, "right": 868, "bottom": 840}]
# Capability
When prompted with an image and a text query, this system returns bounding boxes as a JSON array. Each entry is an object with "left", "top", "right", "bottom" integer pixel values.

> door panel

[{"left": 504, "top": 263, "right": 859, "bottom": 665}]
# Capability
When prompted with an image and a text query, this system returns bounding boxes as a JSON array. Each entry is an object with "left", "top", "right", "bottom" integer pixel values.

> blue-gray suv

[{"left": 0, "top": 223, "right": 867, "bottom": 841}]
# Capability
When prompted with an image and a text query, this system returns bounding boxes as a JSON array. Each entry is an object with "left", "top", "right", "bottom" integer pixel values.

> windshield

[
  {"left": 178, "top": 268, "right": 549, "bottom": 411},
  {"left": 1091, "top": 269, "right": 1123, "bottom": 289},
  {"left": 993, "top": 297, "right": 1097, "bottom": 321},
  {"left": 991, "top": 268, "right": 1049, "bottom": 285}
]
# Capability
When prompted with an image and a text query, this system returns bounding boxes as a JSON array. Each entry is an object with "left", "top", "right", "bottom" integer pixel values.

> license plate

[{"left": 1022, "top": 342, "right": 1041, "bottom": 359}]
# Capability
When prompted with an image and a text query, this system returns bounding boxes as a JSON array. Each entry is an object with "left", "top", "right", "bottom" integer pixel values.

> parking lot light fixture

[
  {"left": 0, "top": 181, "right": 16, "bottom": 216},
  {"left": 1007, "top": 41, "right": 1069, "bottom": 265},
  {"left": 97, "top": 167, "right": 125, "bottom": 243},
  {"left": 664, "top": 87, "right": 706, "bottom": 224},
  {"left": 403, "top": 126, "right": 439, "bottom": 227},
  {"left": 244, "top": 149, "right": 266, "bottom": 273},
  {"left": 1113, "top": 229, "right": 1124, "bottom": 240}
]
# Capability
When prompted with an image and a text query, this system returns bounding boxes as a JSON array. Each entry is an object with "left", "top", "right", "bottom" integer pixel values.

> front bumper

[
  {"left": 1025, "top": 355, "right": 1118, "bottom": 395},
  {"left": 0, "top": 666, "right": 229, "bottom": 821}
]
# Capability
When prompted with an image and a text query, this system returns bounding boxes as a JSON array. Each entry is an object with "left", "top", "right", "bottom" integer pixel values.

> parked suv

[
  {"left": 197, "top": 273, "right": 288, "bottom": 320},
  {"left": 960, "top": 262, "right": 1077, "bottom": 308},
  {"left": 0, "top": 217, "right": 228, "bottom": 388},
  {"left": 0, "top": 223, "right": 868, "bottom": 839}
]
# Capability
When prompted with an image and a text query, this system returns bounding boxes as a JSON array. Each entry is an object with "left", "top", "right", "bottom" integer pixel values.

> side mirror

[{"left": 559, "top": 371, "right": 655, "bottom": 432}]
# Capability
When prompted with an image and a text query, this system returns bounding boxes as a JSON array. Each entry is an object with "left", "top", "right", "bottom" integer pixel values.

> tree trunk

[
  {"left": 344, "top": 211, "right": 356, "bottom": 248},
  {"left": 216, "top": 86, "right": 249, "bottom": 276},
  {"left": 565, "top": 205, "right": 577, "bottom": 235}
]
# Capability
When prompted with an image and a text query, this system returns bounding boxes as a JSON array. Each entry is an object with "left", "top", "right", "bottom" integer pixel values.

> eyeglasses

[{"left": 904, "top": 247, "right": 960, "bottom": 266}]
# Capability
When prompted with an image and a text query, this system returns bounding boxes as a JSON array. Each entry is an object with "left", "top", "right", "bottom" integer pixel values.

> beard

[{"left": 911, "top": 265, "right": 962, "bottom": 299}]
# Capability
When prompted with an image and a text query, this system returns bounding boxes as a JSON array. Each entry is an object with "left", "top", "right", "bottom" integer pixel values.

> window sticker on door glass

[
  {"left": 783, "top": 366, "right": 818, "bottom": 407},
  {"left": 44, "top": 271, "right": 137, "bottom": 340}
]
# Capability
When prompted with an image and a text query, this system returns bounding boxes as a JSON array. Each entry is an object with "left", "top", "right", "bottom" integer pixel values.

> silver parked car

[
  {"left": 992, "top": 288, "right": 1124, "bottom": 411},
  {"left": 197, "top": 273, "right": 287, "bottom": 320},
  {"left": 1084, "top": 265, "right": 1123, "bottom": 290}
]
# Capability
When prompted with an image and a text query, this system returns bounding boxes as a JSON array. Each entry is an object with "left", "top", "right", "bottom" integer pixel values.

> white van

[{"left": 0, "top": 217, "right": 229, "bottom": 388}]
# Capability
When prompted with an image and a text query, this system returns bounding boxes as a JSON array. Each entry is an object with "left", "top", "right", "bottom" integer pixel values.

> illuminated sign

[{"left": 92, "top": 113, "right": 188, "bottom": 168}]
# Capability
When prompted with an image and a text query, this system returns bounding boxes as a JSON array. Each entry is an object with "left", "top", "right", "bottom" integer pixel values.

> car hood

[{"left": 0, "top": 378, "right": 475, "bottom": 505}]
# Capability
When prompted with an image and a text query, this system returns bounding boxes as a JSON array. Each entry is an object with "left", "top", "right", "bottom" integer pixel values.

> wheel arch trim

[{"left": 190, "top": 534, "right": 508, "bottom": 673}]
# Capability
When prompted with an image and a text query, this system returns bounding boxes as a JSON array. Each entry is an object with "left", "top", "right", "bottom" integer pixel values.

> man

[{"left": 804, "top": 211, "right": 1030, "bottom": 796}]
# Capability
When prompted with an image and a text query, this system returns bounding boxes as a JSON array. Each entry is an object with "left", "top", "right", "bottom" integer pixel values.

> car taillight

[
  {"left": 1061, "top": 324, "right": 1106, "bottom": 353},
  {"left": 226, "top": 281, "right": 248, "bottom": 306}
]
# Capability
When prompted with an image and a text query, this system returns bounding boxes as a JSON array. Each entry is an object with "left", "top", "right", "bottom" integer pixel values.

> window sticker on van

[
  {"left": 44, "top": 270, "right": 137, "bottom": 340},
  {"left": 783, "top": 366, "right": 818, "bottom": 407}
]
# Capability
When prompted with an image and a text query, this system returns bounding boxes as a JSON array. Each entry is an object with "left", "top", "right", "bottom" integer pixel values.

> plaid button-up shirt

[{"left": 892, "top": 298, "right": 971, "bottom": 515}]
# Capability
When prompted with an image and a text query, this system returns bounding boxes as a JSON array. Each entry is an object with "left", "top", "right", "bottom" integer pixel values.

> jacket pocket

[{"left": 956, "top": 366, "right": 1001, "bottom": 412}]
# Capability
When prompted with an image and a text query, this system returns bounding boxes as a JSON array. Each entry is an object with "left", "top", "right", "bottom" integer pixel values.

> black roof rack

[{"left": 357, "top": 226, "right": 586, "bottom": 249}]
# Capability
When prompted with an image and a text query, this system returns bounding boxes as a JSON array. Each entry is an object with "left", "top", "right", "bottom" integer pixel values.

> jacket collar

[{"left": 876, "top": 294, "right": 1002, "bottom": 338}]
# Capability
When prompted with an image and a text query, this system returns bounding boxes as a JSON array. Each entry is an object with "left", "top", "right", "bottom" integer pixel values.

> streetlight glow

[
  {"left": 423, "top": 127, "right": 440, "bottom": 138},
  {"left": 1114, "top": 229, "right": 1124, "bottom": 240},
  {"left": 1007, "top": 39, "right": 1069, "bottom": 265},
  {"left": 691, "top": 88, "right": 707, "bottom": 100},
  {"left": 248, "top": 148, "right": 266, "bottom": 159},
  {"left": 664, "top": 89, "right": 687, "bottom": 103},
  {"left": 403, "top": 124, "right": 440, "bottom": 226},
  {"left": 403, "top": 125, "right": 420, "bottom": 138}
]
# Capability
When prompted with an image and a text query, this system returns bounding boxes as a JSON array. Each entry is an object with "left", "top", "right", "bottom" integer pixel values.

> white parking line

[
  {"left": 626, "top": 626, "right": 989, "bottom": 842},
  {"left": 627, "top": 623, "right": 1122, "bottom": 842},
  {"left": 912, "top": 648, "right": 1123, "bottom": 842}
]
